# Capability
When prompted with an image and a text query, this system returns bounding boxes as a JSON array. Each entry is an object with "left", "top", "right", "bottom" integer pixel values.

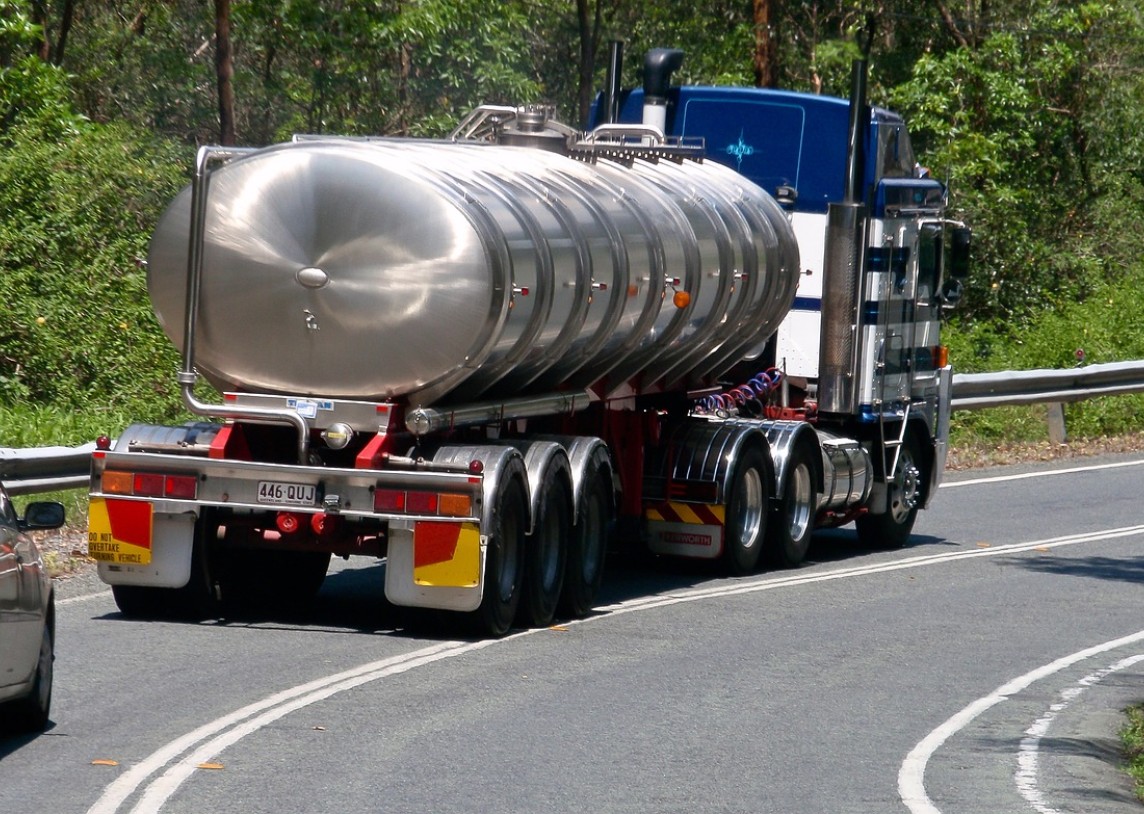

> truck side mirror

[{"left": 949, "top": 226, "right": 971, "bottom": 279}]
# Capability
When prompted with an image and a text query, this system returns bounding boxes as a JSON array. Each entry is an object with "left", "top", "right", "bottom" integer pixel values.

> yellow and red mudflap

[
  {"left": 88, "top": 498, "right": 197, "bottom": 588},
  {"left": 645, "top": 501, "right": 726, "bottom": 560},
  {"left": 88, "top": 497, "right": 153, "bottom": 566},
  {"left": 385, "top": 520, "right": 484, "bottom": 612}
]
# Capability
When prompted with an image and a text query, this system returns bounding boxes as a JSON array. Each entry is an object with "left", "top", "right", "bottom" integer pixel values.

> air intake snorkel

[{"left": 641, "top": 48, "right": 684, "bottom": 134}]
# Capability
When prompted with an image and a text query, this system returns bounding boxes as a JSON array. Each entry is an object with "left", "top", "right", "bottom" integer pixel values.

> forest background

[{"left": 3, "top": 0, "right": 1144, "bottom": 452}]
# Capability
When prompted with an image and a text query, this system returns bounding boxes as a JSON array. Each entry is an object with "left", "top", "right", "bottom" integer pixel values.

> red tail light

[
  {"left": 405, "top": 491, "right": 439, "bottom": 514},
  {"left": 102, "top": 470, "right": 198, "bottom": 499},
  {"left": 373, "top": 488, "right": 472, "bottom": 517}
]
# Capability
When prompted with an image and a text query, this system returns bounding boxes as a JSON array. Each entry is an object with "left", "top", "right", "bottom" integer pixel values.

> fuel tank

[{"left": 147, "top": 132, "right": 800, "bottom": 405}]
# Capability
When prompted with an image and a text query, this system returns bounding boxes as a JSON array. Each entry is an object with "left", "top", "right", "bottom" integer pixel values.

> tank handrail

[
  {"left": 584, "top": 123, "right": 666, "bottom": 144},
  {"left": 180, "top": 145, "right": 311, "bottom": 464},
  {"left": 450, "top": 105, "right": 519, "bottom": 142}
]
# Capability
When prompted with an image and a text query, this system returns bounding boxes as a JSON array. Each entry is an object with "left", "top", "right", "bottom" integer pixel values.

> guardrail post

[{"left": 1046, "top": 402, "right": 1067, "bottom": 445}]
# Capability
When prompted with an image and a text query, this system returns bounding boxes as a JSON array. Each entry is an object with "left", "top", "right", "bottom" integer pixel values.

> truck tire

[
  {"left": 558, "top": 456, "right": 611, "bottom": 619},
  {"left": 518, "top": 469, "right": 571, "bottom": 628},
  {"left": 723, "top": 445, "right": 769, "bottom": 576},
  {"left": 856, "top": 433, "right": 923, "bottom": 550},
  {"left": 471, "top": 475, "right": 527, "bottom": 637},
  {"left": 766, "top": 444, "right": 818, "bottom": 568},
  {"left": 111, "top": 527, "right": 215, "bottom": 620},
  {"left": 218, "top": 548, "right": 330, "bottom": 612}
]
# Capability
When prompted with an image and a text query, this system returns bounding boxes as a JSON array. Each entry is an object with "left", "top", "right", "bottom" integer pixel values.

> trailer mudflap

[
  {"left": 645, "top": 501, "right": 725, "bottom": 559},
  {"left": 89, "top": 497, "right": 196, "bottom": 588},
  {"left": 384, "top": 521, "right": 485, "bottom": 611},
  {"left": 88, "top": 497, "right": 153, "bottom": 565}
]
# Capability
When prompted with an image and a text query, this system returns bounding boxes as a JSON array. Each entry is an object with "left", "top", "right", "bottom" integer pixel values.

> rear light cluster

[
  {"left": 373, "top": 489, "right": 472, "bottom": 518},
  {"left": 102, "top": 470, "right": 198, "bottom": 500}
]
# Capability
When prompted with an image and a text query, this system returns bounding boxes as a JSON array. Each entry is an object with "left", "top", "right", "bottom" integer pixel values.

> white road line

[
  {"left": 898, "top": 632, "right": 1144, "bottom": 814},
  {"left": 58, "top": 589, "right": 112, "bottom": 607},
  {"left": 942, "top": 457, "right": 1144, "bottom": 488},
  {"left": 1016, "top": 653, "right": 1144, "bottom": 814},
  {"left": 86, "top": 640, "right": 476, "bottom": 814},
  {"left": 89, "top": 522, "right": 1144, "bottom": 814}
]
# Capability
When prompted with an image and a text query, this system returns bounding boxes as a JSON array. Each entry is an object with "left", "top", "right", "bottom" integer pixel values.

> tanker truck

[{"left": 87, "top": 46, "right": 970, "bottom": 636}]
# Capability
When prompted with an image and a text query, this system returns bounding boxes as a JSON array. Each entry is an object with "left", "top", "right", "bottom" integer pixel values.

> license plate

[{"left": 257, "top": 481, "right": 317, "bottom": 506}]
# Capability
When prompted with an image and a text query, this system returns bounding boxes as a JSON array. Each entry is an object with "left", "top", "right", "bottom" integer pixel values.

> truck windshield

[{"left": 877, "top": 123, "right": 917, "bottom": 180}]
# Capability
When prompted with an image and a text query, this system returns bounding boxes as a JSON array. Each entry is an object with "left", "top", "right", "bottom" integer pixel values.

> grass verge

[{"left": 1122, "top": 704, "right": 1144, "bottom": 802}]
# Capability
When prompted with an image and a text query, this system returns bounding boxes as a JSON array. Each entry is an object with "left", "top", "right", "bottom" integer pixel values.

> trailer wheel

[
  {"left": 766, "top": 444, "right": 818, "bottom": 568},
  {"left": 472, "top": 475, "right": 527, "bottom": 637},
  {"left": 558, "top": 457, "right": 611, "bottom": 619},
  {"left": 518, "top": 469, "right": 571, "bottom": 628},
  {"left": 723, "top": 445, "right": 769, "bottom": 576},
  {"left": 262, "top": 550, "right": 331, "bottom": 606},
  {"left": 217, "top": 547, "right": 330, "bottom": 612},
  {"left": 111, "top": 522, "right": 215, "bottom": 620},
  {"left": 856, "top": 433, "right": 923, "bottom": 550}
]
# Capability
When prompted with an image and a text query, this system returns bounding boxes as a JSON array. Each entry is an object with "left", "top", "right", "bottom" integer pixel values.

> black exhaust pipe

[{"left": 844, "top": 58, "right": 869, "bottom": 203}]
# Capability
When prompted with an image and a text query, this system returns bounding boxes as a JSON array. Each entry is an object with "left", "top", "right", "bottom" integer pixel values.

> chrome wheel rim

[
  {"left": 734, "top": 467, "right": 765, "bottom": 550},
  {"left": 787, "top": 462, "right": 813, "bottom": 541}
]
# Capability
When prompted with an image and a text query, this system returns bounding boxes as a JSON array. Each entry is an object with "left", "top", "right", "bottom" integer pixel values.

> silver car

[{"left": 0, "top": 484, "right": 64, "bottom": 734}]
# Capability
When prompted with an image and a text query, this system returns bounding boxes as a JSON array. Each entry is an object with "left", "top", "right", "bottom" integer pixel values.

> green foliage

[
  {"left": 3, "top": 0, "right": 1144, "bottom": 459},
  {"left": 64, "top": 1, "right": 217, "bottom": 142},
  {"left": 0, "top": 0, "right": 81, "bottom": 135},
  {"left": 947, "top": 264, "right": 1144, "bottom": 445},
  {"left": 64, "top": 0, "right": 542, "bottom": 144},
  {"left": 0, "top": 117, "right": 192, "bottom": 422},
  {"left": 1122, "top": 703, "right": 1144, "bottom": 802},
  {"left": 888, "top": 1, "right": 1141, "bottom": 328}
]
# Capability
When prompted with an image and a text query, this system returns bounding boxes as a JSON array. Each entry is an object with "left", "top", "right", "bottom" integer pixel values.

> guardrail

[
  {"left": 951, "top": 360, "right": 1144, "bottom": 444},
  {"left": 0, "top": 443, "right": 94, "bottom": 496},
  {"left": 4, "top": 361, "right": 1144, "bottom": 496},
  {"left": 950, "top": 360, "right": 1144, "bottom": 410}
]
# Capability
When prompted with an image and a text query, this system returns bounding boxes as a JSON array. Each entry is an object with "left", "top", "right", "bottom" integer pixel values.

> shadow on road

[
  {"left": 1007, "top": 553, "right": 1144, "bottom": 586},
  {"left": 89, "top": 526, "right": 956, "bottom": 638}
]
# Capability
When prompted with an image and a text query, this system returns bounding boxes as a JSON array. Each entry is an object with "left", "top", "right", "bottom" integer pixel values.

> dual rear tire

[
  {"left": 722, "top": 442, "right": 819, "bottom": 574},
  {"left": 475, "top": 453, "right": 612, "bottom": 637}
]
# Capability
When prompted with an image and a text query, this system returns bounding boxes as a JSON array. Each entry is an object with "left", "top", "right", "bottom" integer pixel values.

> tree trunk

[
  {"left": 30, "top": 0, "right": 51, "bottom": 61},
  {"left": 753, "top": 0, "right": 778, "bottom": 88},
  {"left": 575, "top": 0, "right": 598, "bottom": 125},
  {"left": 52, "top": 0, "right": 76, "bottom": 65},
  {"left": 215, "top": 0, "right": 236, "bottom": 145}
]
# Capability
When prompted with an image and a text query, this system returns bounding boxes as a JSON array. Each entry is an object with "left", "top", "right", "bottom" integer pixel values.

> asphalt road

[{"left": 2, "top": 453, "right": 1142, "bottom": 814}]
